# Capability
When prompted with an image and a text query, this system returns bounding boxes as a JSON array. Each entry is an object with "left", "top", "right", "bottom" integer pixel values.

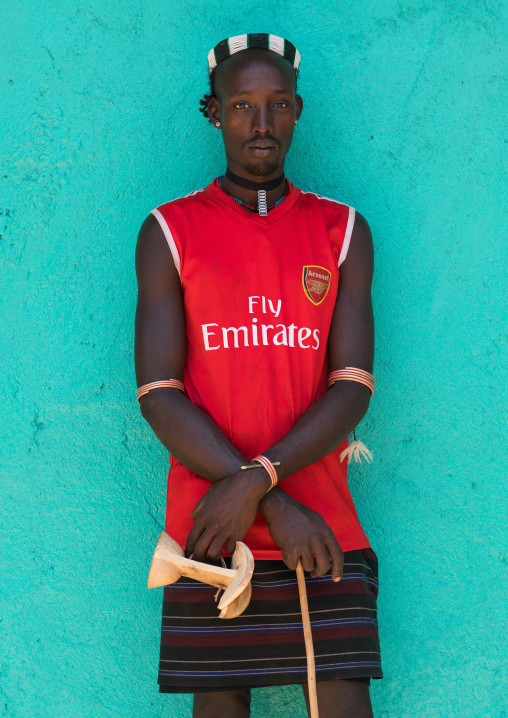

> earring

[
  {"left": 295, "top": 120, "right": 298, "bottom": 125},
  {"left": 215, "top": 122, "right": 221, "bottom": 127}
]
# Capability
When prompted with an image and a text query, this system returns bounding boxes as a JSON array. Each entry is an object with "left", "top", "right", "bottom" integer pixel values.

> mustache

[{"left": 242, "top": 137, "right": 281, "bottom": 148}]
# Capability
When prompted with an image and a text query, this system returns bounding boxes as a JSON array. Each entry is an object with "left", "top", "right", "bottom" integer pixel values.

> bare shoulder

[
  {"left": 134, "top": 211, "right": 185, "bottom": 384},
  {"left": 352, "top": 211, "right": 372, "bottom": 239},
  {"left": 349, "top": 211, "right": 373, "bottom": 258},
  {"left": 329, "top": 209, "right": 374, "bottom": 369},
  {"left": 341, "top": 210, "right": 374, "bottom": 282},
  {"left": 135, "top": 212, "right": 180, "bottom": 296},
  {"left": 136, "top": 213, "right": 169, "bottom": 272}
]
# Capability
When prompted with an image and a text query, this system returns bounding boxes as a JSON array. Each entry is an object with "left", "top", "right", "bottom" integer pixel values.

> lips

[{"left": 243, "top": 136, "right": 280, "bottom": 151}]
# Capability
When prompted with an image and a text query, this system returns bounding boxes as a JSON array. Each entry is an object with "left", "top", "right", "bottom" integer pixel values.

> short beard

[{"left": 243, "top": 159, "right": 281, "bottom": 176}]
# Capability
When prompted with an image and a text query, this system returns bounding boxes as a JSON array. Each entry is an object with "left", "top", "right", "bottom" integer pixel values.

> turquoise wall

[{"left": 1, "top": 1, "right": 507, "bottom": 716}]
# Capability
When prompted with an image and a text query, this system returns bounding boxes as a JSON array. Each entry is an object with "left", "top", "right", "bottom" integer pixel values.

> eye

[
  {"left": 274, "top": 101, "right": 289, "bottom": 108},
  {"left": 234, "top": 101, "right": 250, "bottom": 109}
]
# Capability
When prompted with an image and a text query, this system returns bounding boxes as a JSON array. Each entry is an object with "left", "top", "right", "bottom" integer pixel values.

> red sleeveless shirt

[{"left": 151, "top": 179, "right": 370, "bottom": 559}]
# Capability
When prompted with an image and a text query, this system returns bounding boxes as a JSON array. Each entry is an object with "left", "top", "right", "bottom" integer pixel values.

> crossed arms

[{"left": 134, "top": 211, "right": 374, "bottom": 579}]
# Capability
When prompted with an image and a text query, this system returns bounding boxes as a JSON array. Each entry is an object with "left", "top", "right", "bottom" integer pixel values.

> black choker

[{"left": 225, "top": 168, "right": 285, "bottom": 192}]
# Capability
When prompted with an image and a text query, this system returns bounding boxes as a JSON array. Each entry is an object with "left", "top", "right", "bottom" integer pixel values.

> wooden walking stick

[{"left": 296, "top": 560, "right": 319, "bottom": 718}]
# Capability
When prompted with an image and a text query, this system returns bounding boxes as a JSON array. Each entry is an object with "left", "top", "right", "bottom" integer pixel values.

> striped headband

[{"left": 208, "top": 34, "right": 301, "bottom": 75}]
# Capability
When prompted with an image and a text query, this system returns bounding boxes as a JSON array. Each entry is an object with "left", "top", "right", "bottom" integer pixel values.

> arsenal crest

[{"left": 302, "top": 266, "right": 331, "bottom": 305}]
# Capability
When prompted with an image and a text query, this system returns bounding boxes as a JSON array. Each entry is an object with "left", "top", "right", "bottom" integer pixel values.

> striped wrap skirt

[{"left": 158, "top": 548, "right": 382, "bottom": 693}]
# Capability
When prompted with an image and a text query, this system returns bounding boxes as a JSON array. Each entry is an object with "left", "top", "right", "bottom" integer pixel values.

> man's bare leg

[
  {"left": 193, "top": 688, "right": 251, "bottom": 718},
  {"left": 302, "top": 679, "right": 373, "bottom": 718}
]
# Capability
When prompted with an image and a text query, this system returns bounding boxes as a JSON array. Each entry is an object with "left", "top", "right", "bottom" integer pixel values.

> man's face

[{"left": 209, "top": 50, "right": 303, "bottom": 177}]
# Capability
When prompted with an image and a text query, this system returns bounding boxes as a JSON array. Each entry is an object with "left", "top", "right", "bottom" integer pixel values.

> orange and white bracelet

[
  {"left": 136, "top": 379, "right": 185, "bottom": 403},
  {"left": 241, "top": 455, "right": 279, "bottom": 492},
  {"left": 327, "top": 367, "right": 375, "bottom": 397}
]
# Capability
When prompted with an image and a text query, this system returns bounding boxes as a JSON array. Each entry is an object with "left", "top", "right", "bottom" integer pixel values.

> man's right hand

[
  {"left": 185, "top": 468, "right": 271, "bottom": 561},
  {"left": 259, "top": 488, "right": 344, "bottom": 581}
]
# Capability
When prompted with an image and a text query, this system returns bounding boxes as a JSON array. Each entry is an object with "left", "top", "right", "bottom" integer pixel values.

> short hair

[
  {"left": 198, "top": 57, "right": 299, "bottom": 120},
  {"left": 199, "top": 66, "right": 218, "bottom": 119}
]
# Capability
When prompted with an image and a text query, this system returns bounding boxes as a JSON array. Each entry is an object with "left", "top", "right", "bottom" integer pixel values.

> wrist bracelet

[
  {"left": 241, "top": 455, "right": 279, "bottom": 492},
  {"left": 136, "top": 379, "right": 185, "bottom": 403}
]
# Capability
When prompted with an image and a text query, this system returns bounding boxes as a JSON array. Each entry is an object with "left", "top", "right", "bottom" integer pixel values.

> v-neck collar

[{"left": 205, "top": 177, "right": 302, "bottom": 224}]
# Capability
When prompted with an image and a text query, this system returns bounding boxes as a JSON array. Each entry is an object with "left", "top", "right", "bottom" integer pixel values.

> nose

[{"left": 252, "top": 105, "right": 273, "bottom": 136}]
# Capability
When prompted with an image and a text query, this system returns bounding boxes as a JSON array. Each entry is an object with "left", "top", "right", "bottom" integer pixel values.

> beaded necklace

[{"left": 218, "top": 176, "right": 288, "bottom": 214}]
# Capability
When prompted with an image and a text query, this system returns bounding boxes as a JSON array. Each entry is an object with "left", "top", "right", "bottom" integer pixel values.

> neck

[
  {"left": 221, "top": 166, "right": 287, "bottom": 208},
  {"left": 225, "top": 168, "right": 285, "bottom": 192}
]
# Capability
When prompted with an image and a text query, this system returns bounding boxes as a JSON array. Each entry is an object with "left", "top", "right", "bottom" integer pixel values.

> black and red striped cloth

[{"left": 157, "top": 548, "right": 382, "bottom": 693}]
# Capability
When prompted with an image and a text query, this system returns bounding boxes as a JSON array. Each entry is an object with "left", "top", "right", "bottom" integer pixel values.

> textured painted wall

[{"left": 1, "top": 1, "right": 507, "bottom": 717}]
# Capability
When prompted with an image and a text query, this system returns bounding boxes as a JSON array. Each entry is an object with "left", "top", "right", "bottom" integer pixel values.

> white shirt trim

[
  {"left": 338, "top": 206, "right": 356, "bottom": 267},
  {"left": 150, "top": 208, "right": 181, "bottom": 276},
  {"left": 300, "top": 191, "right": 355, "bottom": 268}
]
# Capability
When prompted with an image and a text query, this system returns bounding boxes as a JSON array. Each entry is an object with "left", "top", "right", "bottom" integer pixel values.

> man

[{"left": 135, "top": 34, "right": 381, "bottom": 718}]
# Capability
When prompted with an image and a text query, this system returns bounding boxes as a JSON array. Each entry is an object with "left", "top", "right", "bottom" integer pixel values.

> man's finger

[
  {"left": 225, "top": 537, "right": 237, "bottom": 555},
  {"left": 282, "top": 547, "right": 298, "bottom": 571},
  {"left": 310, "top": 540, "right": 331, "bottom": 578},
  {"left": 185, "top": 519, "right": 205, "bottom": 556},
  {"left": 326, "top": 536, "right": 344, "bottom": 582},
  {"left": 192, "top": 530, "right": 216, "bottom": 561},
  {"left": 207, "top": 534, "right": 227, "bottom": 561},
  {"left": 301, "top": 547, "right": 316, "bottom": 574},
  {"left": 189, "top": 497, "right": 204, "bottom": 519}
]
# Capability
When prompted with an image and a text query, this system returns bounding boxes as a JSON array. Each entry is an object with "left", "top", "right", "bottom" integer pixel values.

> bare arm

[
  {"left": 135, "top": 213, "right": 257, "bottom": 481},
  {"left": 257, "top": 212, "right": 374, "bottom": 575},
  {"left": 260, "top": 210, "right": 374, "bottom": 480},
  {"left": 135, "top": 214, "right": 271, "bottom": 555}
]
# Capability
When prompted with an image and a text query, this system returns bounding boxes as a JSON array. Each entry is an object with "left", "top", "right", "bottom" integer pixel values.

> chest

[{"left": 179, "top": 209, "right": 339, "bottom": 329}]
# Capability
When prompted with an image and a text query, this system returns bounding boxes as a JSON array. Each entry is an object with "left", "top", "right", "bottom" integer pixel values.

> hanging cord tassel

[
  {"left": 258, "top": 189, "right": 268, "bottom": 216},
  {"left": 340, "top": 428, "right": 373, "bottom": 464},
  {"left": 189, "top": 553, "right": 228, "bottom": 603},
  {"left": 214, "top": 555, "right": 228, "bottom": 602}
]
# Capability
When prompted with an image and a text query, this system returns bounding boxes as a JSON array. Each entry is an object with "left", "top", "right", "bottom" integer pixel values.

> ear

[
  {"left": 208, "top": 96, "right": 221, "bottom": 128},
  {"left": 295, "top": 95, "right": 303, "bottom": 123}
]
